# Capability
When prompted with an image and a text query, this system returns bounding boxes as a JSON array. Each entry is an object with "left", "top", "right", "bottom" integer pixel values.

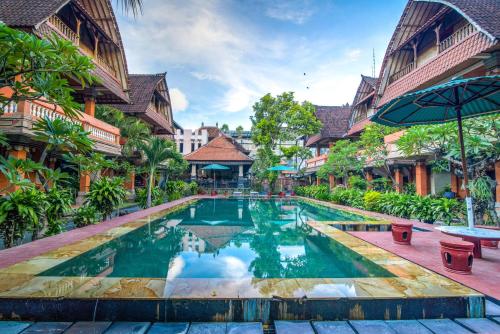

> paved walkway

[
  {"left": 301, "top": 199, "right": 500, "bottom": 301},
  {"left": 2, "top": 318, "right": 500, "bottom": 334}
]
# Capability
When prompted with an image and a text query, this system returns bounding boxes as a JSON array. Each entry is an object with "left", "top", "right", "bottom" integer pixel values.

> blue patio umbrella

[
  {"left": 268, "top": 165, "right": 296, "bottom": 191},
  {"left": 202, "top": 164, "right": 230, "bottom": 190},
  {"left": 372, "top": 75, "right": 500, "bottom": 227}
]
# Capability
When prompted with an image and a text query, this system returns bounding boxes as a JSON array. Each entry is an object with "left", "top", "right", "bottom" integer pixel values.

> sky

[{"left": 115, "top": 0, "right": 407, "bottom": 130}]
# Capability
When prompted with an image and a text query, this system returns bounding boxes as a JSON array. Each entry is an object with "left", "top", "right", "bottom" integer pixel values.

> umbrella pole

[{"left": 456, "top": 106, "right": 475, "bottom": 228}]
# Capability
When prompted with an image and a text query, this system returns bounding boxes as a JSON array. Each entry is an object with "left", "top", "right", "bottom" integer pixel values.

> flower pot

[
  {"left": 443, "top": 191, "right": 456, "bottom": 199},
  {"left": 440, "top": 239, "right": 474, "bottom": 274},
  {"left": 391, "top": 222, "right": 413, "bottom": 245}
]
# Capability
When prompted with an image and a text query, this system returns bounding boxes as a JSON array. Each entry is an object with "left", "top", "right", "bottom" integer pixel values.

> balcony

[
  {"left": 0, "top": 97, "right": 121, "bottom": 156},
  {"left": 306, "top": 154, "right": 328, "bottom": 170},
  {"left": 46, "top": 15, "right": 117, "bottom": 78}
]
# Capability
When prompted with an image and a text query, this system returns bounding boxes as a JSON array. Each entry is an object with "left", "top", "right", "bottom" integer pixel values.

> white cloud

[
  {"left": 170, "top": 88, "right": 189, "bottom": 112},
  {"left": 345, "top": 48, "right": 362, "bottom": 61},
  {"left": 265, "top": 0, "right": 316, "bottom": 24}
]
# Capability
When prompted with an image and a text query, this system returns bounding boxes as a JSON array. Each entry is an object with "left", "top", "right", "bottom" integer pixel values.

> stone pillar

[
  {"left": 316, "top": 177, "right": 321, "bottom": 186},
  {"left": 495, "top": 161, "right": 500, "bottom": 213},
  {"left": 394, "top": 167, "right": 404, "bottom": 193},
  {"left": 76, "top": 171, "right": 91, "bottom": 205},
  {"left": 415, "top": 161, "right": 429, "bottom": 196},
  {"left": 238, "top": 165, "right": 244, "bottom": 178},
  {"left": 365, "top": 170, "right": 373, "bottom": 189},
  {"left": 8, "top": 146, "right": 27, "bottom": 160},
  {"left": 125, "top": 171, "right": 135, "bottom": 191},
  {"left": 450, "top": 169, "right": 459, "bottom": 194},
  {"left": 84, "top": 96, "right": 96, "bottom": 117},
  {"left": 316, "top": 145, "right": 321, "bottom": 157},
  {"left": 191, "top": 164, "right": 197, "bottom": 180},
  {"left": 329, "top": 174, "right": 335, "bottom": 190}
]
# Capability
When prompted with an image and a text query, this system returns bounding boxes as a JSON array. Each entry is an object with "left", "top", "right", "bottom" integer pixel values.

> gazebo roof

[{"left": 185, "top": 135, "right": 253, "bottom": 164}]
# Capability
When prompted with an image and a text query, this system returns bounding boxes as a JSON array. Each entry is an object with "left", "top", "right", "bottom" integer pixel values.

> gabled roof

[
  {"left": 352, "top": 75, "right": 378, "bottom": 107},
  {"left": 109, "top": 73, "right": 174, "bottom": 134},
  {"left": 185, "top": 135, "right": 253, "bottom": 163},
  {"left": 305, "top": 105, "right": 352, "bottom": 147},
  {"left": 362, "top": 75, "right": 378, "bottom": 89},
  {"left": 199, "top": 126, "right": 221, "bottom": 140},
  {"left": 0, "top": 0, "right": 68, "bottom": 27}
]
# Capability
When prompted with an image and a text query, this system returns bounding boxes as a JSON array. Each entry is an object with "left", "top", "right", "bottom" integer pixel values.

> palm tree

[
  {"left": 140, "top": 137, "right": 180, "bottom": 208},
  {"left": 121, "top": 118, "right": 151, "bottom": 156},
  {"left": 117, "top": 0, "right": 143, "bottom": 16}
]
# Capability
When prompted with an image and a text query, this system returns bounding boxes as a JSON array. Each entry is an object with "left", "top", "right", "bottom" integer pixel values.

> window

[{"left": 179, "top": 143, "right": 184, "bottom": 152}]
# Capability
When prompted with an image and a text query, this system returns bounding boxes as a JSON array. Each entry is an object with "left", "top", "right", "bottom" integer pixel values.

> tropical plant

[
  {"left": 220, "top": 123, "right": 230, "bottom": 133},
  {"left": 370, "top": 177, "right": 392, "bottom": 192},
  {"left": 0, "top": 156, "right": 43, "bottom": 192},
  {"left": 121, "top": 118, "right": 151, "bottom": 156},
  {"left": 348, "top": 175, "right": 366, "bottom": 190},
  {"left": 140, "top": 137, "right": 183, "bottom": 208},
  {"left": 85, "top": 177, "right": 127, "bottom": 219},
  {"left": 44, "top": 188, "right": 73, "bottom": 236},
  {"left": 235, "top": 125, "right": 244, "bottom": 138},
  {"left": 318, "top": 140, "right": 364, "bottom": 185},
  {"left": 363, "top": 190, "right": 381, "bottom": 211},
  {"left": 0, "top": 188, "right": 47, "bottom": 248},
  {"left": 73, "top": 205, "right": 102, "bottom": 228},
  {"left": 0, "top": 24, "right": 94, "bottom": 117},
  {"left": 469, "top": 176, "right": 498, "bottom": 225},
  {"left": 136, "top": 187, "right": 165, "bottom": 209}
]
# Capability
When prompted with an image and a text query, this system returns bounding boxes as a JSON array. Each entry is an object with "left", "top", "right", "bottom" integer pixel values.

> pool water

[{"left": 40, "top": 199, "right": 394, "bottom": 279}]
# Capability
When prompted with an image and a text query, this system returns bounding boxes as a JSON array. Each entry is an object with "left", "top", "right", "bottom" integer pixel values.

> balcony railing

[
  {"left": 306, "top": 154, "right": 328, "bottom": 169},
  {"left": 2, "top": 102, "right": 18, "bottom": 114},
  {"left": 439, "top": 23, "right": 475, "bottom": 53},
  {"left": 389, "top": 61, "right": 414, "bottom": 84},
  {"left": 46, "top": 15, "right": 117, "bottom": 78}
]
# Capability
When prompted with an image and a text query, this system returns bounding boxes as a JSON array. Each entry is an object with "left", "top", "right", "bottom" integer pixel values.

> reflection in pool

[{"left": 40, "top": 199, "right": 393, "bottom": 279}]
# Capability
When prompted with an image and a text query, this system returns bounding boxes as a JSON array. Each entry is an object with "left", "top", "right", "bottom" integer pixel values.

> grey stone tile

[
  {"left": 274, "top": 321, "right": 314, "bottom": 334},
  {"left": 64, "top": 321, "right": 112, "bottom": 334},
  {"left": 455, "top": 318, "right": 500, "bottom": 333},
  {"left": 147, "top": 323, "right": 189, "bottom": 334},
  {"left": 350, "top": 320, "right": 397, "bottom": 334},
  {"left": 312, "top": 321, "right": 355, "bottom": 334},
  {"left": 105, "top": 322, "right": 151, "bottom": 334},
  {"left": 385, "top": 320, "right": 432, "bottom": 334},
  {"left": 21, "top": 322, "right": 72, "bottom": 333},
  {"left": 418, "top": 319, "right": 472, "bottom": 334},
  {"left": 187, "top": 323, "right": 226, "bottom": 334},
  {"left": 0, "top": 321, "right": 32, "bottom": 334},
  {"left": 226, "top": 322, "right": 263, "bottom": 334}
]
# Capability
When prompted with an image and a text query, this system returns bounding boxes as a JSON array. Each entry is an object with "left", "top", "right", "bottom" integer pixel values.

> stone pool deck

[{"left": 301, "top": 198, "right": 500, "bottom": 301}]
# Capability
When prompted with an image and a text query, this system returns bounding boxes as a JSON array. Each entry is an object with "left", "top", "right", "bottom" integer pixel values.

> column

[
  {"left": 124, "top": 171, "right": 135, "bottom": 192},
  {"left": 76, "top": 171, "right": 90, "bottom": 205},
  {"left": 191, "top": 164, "right": 197, "bottom": 180},
  {"left": 495, "top": 161, "right": 500, "bottom": 212},
  {"left": 316, "top": 145, "right": 321, "bottom": 157},
  {"left": 415, "top": 161, "right": 429, "bottom": 196},
  {"left": 1, "top": 147, "right": 28, "bottom": 192},
  {"left": 394, "top": 167, "right": 404, "bottom": 193},
  {"left": 365, "top": 170, "right": 373, "bottom": 189},
  {"left": 316, "top": 177, "right": 321, "bottom": 186},
  {"left": 329, "top": 174, "right": 335, "bottom": 190},
  {"left": 84, "top": 96, "right": 96, "bottom": 117},
  {"left": 238, "top": 165, "right": 244, "bottom": 178}
]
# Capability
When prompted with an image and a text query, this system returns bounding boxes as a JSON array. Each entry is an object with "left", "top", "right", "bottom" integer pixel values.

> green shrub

[
  {"left": 85, "top": 177, "right": 127, "bottom": 219},
  {"left": 188, "top": 181, "right": 199, "bottom": 195},
  {"left": 370, "top": 177, "right": 392, "bottom": 192},
  {"left": 136, "top": 187, "right": 165, "bottom": 209},
  {"left": 363, "top": 190, "right": 381, "bottom": 211},
  {"left": 45, "top": 188, "right": 73, "bottom": 236},
  {"left": 330, "top": 187, "right": 364, "bottom": 208},
  {"left": 74, "top": 205, "right": 102, "bottom": 227},
  {"left": 348, "top": 175, "right": 366, "bottom": 190}
]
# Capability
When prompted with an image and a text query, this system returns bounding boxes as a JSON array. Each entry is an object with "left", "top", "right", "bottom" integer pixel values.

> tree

[
  {"left": 280, "top": 145, "right": 312, "bottom": 170},
  {"left": 318, "top": 140, "right": 364, "bottom": 186},
  {"left": 140, "top": 137, "right": 183, "bottom": 208},
  {"left": 220, "top": 123, "right": 230, "bottom": 133},
  {"left": 236, "top": 125, "right": 244, "bottom": 138},
  {"left": 85, "top": 177, "right": 126, "bottom": 220},
  {"left": 0, "top": 24, "right": 95, "bottom": 117}
]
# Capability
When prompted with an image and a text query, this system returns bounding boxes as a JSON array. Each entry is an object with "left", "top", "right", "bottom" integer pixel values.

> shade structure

[
  {"left": 201, "top": 164, "right": 230, "bottom": 192},
  {"left": 372, "top": 75, "right": 500, "bottom": 228},
  {"left": 267, "top": 165, "right": 295, "bottom": 172}
]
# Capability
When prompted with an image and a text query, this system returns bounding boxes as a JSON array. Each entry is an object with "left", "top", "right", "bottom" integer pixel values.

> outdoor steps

[{"left": 2, "top": 318, "right": 500, "bottom": 334}]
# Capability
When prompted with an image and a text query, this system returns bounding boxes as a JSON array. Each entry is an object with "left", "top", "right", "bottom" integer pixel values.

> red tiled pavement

[
  {"left": 0, "top": 195, "right": 205, "bottom": 269},
  {"left": 317, "top": 202, "right": 500, "bottom": 300}
]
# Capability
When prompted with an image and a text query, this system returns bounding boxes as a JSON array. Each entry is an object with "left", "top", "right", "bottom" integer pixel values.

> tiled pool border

[{"left": 0, "top": 196, "right": 485, "bottom": 322}]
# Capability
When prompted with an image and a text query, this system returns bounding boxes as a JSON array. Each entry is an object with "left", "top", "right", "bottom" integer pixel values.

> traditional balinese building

[
  {"left": 185, "top": 135, "right": 253, "bottom": 189},
  {"left": 0, "top": 0, "right": 130, "bottom": 196},
  {"left": 110, "top": 73, "right": 175, "bottom": 137},
  {"left": 356, "top": 0, "right": 499, "bottom": 205},
  {"left": 346, "top": 75, "right": 378, "bottom": 138},
  {"left": 303, "top": 105, "right": 352, "bottom": 185}
]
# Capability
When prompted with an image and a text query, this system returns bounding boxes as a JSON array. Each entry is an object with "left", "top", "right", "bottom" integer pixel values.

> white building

[{"left": 174, "top": 128, "right": 209, "bottom": 155}]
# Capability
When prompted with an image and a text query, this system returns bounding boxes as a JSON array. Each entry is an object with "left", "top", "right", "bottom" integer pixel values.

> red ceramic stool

[
  {"left": 391, "top": 222, "right": 413, "bottom": 245},
  {"left": 480, "top": 240, "right": 498, "bottom": 249},
  {"left": 440, "top": 240, "right": 474, "bottom": 274}
]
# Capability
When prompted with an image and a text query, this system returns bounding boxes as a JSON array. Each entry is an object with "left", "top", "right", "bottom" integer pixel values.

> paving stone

[
  {"left": 418, "top": 319, "right": 472, "bottom": 334},
  {"left": 274, "top": 321, "right": 314, "bottom": 334},
  {"left": 312, "top": 321, "right": 356, "bottom": 334},
  {"left": 64, "top": 321, "right": 112, "bottom": 334},
  {"left": 227, "top": 322, "right": 263, "bottom": 334},
  {"left": 385, "top": 320, "right": 432, "bottom": 334},
  {"left": 187, "top": 322, "right": 226, "bottom": 334},
  {"left": 455, "top": 318, "right": 500, "bottom": 333},
  {"left": 349, "top": 320, "right": 397, "bottom": 334},
  {"left": 147, "top": 323, "right": 189, "bottom": 334},
  {"left": 21, "top": 322, "right": 72, "bottom": 333},
  {"left": 0, "top": 321, "right": 32, "bottom": 334},
  {"left": 105, "top": 322, "right": 151, "bottom": 334}
]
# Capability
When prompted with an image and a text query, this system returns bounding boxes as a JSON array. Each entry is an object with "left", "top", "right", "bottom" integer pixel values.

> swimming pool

[{"left": 40, "top": 199, "right": 392, "bottom": 279}]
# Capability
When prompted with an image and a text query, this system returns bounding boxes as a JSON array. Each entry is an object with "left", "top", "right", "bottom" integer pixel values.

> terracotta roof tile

[
  {"left": 347, "top": 118, "right": 372, "bottom": 136},
  {"left": 199, "top": 126, "right": 221, "bottom": 140},
  {"left": 305, "top": 105, "right": 352, "bottom": 147},
  {"left": 0, "top": 0, "right": 68, "bottom": 27},
  {"left": 185, "top": 135, "right": 253, "bottom": 163}
]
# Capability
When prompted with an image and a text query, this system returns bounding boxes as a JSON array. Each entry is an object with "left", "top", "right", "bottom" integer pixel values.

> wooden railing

[
  {"left": 306, "top": 154, "right": 328, "bottom": 169},
  {"left": 389, "top": 61, "right": 414, "bottom": 84},
  {"left": 1, "top": 102, "right": 18, "bottom": 114},
  {"left": 48, "top": 15, "right": 79, "bottom": 45},
  {"left": 95, "top": 54, "right": 117, "bottom": 77},
  {"left": 439, "top": 23, "right": 475, "bottom": 53}
]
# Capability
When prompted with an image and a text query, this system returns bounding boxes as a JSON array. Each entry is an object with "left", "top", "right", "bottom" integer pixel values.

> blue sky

[{"left": 115, "top": 0, "right": 407, "bottom": 130}]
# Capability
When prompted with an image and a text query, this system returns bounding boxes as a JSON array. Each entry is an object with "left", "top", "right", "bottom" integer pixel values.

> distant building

[{"left": 174, "top": 128, "right": 209, "bottom": 155}]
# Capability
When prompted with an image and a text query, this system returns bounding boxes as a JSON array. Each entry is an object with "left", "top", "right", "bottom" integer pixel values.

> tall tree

[
  {"left": 220, "top": 123, "right": 230, "bottom": 133},
  {"left": 317, "top": 140, "right": 364, "bottom": 186}
]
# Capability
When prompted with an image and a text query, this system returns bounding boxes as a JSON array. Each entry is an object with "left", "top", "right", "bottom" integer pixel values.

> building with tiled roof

[
  {"left": 185, "top": 135, "right": 253, "bottom": 189},
  {"left": 110, "top": 73, "right": 174, "bottom": 136},
  {"left": 346, "top": 75, "right": 378, "bottom": 137},
  {"left": 305, "top": 105, "right": 352, "bottom": 150}
]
